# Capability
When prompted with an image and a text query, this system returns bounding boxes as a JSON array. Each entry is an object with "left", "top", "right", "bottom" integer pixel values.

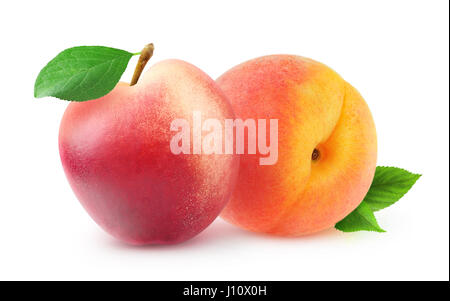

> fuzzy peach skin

[
  {"left": 216, "top": 55, "right": 377, "bottom": 236},
  {"left": 59, "top": 59, "right": 239, "bottom": 245}
]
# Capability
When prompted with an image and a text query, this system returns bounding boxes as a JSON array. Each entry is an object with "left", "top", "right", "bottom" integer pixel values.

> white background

[{"left": 0, "top": 0, "right": 448, "bottom": 281}]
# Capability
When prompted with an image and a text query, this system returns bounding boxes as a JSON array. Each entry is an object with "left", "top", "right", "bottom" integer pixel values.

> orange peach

[{"left": 216, "top": 55, "right": 377, "bottom": 236}]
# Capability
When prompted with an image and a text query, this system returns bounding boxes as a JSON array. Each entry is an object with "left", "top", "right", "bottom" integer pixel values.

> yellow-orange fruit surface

[{"left": 217, "top": 55, "right": 377, "bottom": 236}]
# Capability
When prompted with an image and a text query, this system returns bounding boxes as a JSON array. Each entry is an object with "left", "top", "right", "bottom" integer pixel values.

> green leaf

[
  {"left": 34, "top": 46, "right": 134, "bottom": 101},
  {"left": 335, "top": 166, "right": 421, "bottom": 233},
  {"left": 365, "top": 166, "right": 421, "bottom": 211},
  {"left": 335, "top": 201, "right": 386, "bottom": 232}
]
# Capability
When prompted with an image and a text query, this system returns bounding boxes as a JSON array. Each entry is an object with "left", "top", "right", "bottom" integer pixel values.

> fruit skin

[
  {"left": 216, "top": 55, "right": 377, "bottom": 236},
  {"left": 59, "top": 59, "right": 239, "bottom": 245}
]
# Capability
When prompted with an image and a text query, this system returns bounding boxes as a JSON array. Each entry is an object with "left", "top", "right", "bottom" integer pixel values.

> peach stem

[{"left": 130, "top": 43, "right": 154, "bottom": 86}]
